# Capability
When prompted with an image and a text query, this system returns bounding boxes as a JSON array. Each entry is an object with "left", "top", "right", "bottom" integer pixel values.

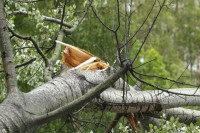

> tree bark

[
  {"left": 0, "top": 68, "right": 200, "bottom": 132},
  {"left": 0, "top": 0, "right": 18, "bottom": 93}
]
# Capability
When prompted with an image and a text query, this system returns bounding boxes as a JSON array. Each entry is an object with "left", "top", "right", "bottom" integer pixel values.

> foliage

[
  {"left": 147, "top": 116, "right": 200, "bottom": 133},
  {"left": 117, "top": 115, "right": 200, "bottom": 133}
]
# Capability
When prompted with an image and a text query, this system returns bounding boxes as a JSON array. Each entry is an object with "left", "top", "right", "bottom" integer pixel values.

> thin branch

[
  {"left": 8, "top": 28, "right": 49, "bottom": 66},
  {"left": 8, "top": 11, "right": 73, "bottom": 29},
  {"left": 43, "top": 16, "right": 72, "bottom": 29},
  {"left": 131, "top": 0, "right": 166, "bottom": 64},
  {"left": 57, "top": 117, "right": 68, "bottom": 133},
  {"left": 130, "top": 69, "right": 200, "bottom": 96},
  {"left": 72, "top": 116, "right": 107, "bottom": 128},
  {"left": 91, "top": 6, "right": 114, "bottom": 32},
  {"left": 106, "top": 113, "right": 123, "bottom": 133},
  {"left": 167, "top": 65, "right": 188, "bottom": 90},
  {"left": 114, "top": 32, "right": 122, "bottom": 66},
  {"left": 14, "top": 46, "right": 49, "bottom": 51},
  {"left": 15, "top": 58, "right": 36, "bottom": 69},
  {"left": 63, "top": 0, "right": 93, "bottom": 34},
  {"left": 133, "top": 70, "right": 198, "bottom": 88},
  {"left": 115, "top": 0, "right": 120, "bottom": 31},
  {"left": 14, "top": 0, "right": 45, "bottom": 3},
  {"left": 133, "top": 58, "right": 156, "bottom": 69},
  {"left": 0, "top": 57, "right": 37, "bottom": 73},
  {"left": 77, "top": 0, "right": 93, "bottom": 26},
  {"left": 123, "top": 0, "right": 156, "bottom": 48},
  {"left": 8, "top": 11, "right": 28, "bottom": 15},
  {"left": 59, "top": 0, "right": 66, "bottom": 30}
]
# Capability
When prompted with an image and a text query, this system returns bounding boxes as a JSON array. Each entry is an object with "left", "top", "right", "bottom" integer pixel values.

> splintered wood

[{"left": 56, "top": 40, "right": 109, "bottom": 71}]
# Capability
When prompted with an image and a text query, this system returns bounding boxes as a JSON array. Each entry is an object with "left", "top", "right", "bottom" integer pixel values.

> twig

[
  {"left": 115, "top": 0, "right": 120, "bottom": 31},
  {"left": 8, "top": 11, "right": 73, "bottom": 29},
  {"left": 0, "top": 55, "right": 36, "bottom": 74},
  {"left": 14, "top": 0, "right": 44, "bottom": 3},
  {"left": 131, "top": 0, "right": 166, "bottom": 64},
  {"left": 91, "top": 5, "right": 114, "bottom": 32},
  {"left": 106, "top": 113, "right": 123, "bottom": 133},
  {"left": 15, "top": 58, "right": 36, "bottom": 69},
  {"left": 133, "top": 70, "right": 198, "bottom": 88},
  {"left": 77, "top": 0, "right": 93, "bottom": 26},
  {"left": 14, "top": 46, "right": 49, "bottom": 50},
  {"left": 129, "top": 68, "right": 200, "bottom": 96},
  {"left": 59, "top": 0, "right": 66, "bottom": 30},
  {"left": 63, "top": 0, "right": 93, "bottom": 34},
  {"left": 123, "top": 0, "right": 156, "bottom": 48},
  {"left": 133, "top": 58, "right": 156, "bottom": 69},
  {"left": 72, "top": 116, "right": 106, "bottom": 128}
]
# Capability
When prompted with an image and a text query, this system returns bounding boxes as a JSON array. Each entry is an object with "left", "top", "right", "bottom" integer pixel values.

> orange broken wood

[
  {"left": 126, "top": 114, "right": 138, "bottom": 132},
  {"left": 56, "top": 40, "right": 109, "bottom": 71}
]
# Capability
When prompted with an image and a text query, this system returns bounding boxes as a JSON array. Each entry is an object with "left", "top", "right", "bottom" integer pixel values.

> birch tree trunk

[{"left": 0, "top": 68, "right": 200, "bottom": 132}]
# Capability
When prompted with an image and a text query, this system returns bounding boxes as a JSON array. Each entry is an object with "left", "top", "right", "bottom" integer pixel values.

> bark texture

[
  {"left": 0, "top": 68, "right": 199, "bottom": 132},
  {"left": 0, "top": 0, "right": 18, "bottom": 93}
]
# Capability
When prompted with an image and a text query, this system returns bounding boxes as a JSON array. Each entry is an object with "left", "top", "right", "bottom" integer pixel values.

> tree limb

[
  {"left": 8, "top": 28, "right": 49, "bottom": 66},
  {"left": 8, "top": 11, "right": 73, "bottom": 29},
  {"left": 0, "top": 1, "right": 18, "bottom": 93},
  {"left": 98, "top": 88, "right": 200, "bottom": 113},
  {"left": 0, "top": 58, "right": 36, "bottom": 73},
  {"left": 149, "top": 107, "right": 200, "bottom": 124},
  {"left": 32, "top": 64, "right": 129, "bottom": 125}
]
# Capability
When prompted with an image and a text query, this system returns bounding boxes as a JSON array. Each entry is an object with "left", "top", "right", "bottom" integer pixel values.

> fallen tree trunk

[{"left": 0, "top": 68, "right": 200, "bottom": 132}]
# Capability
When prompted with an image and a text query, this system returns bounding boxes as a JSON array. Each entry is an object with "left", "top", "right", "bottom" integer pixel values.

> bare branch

[
  {"left": 8, "top": 28, "right": 49, "bottom": 66},
  {"left": 130, "top": 69, "right": 200, "bottom": 96},
  {"left": 14, "top": 0, "right": 45, "bottom": 3},
  {"left": 106, "top": 113, "right": 123, "bottom": 133},
  {"left": 133, "top": 70, "right": 198, "bottom": 88},
  {"left": 122, "top": 0, "right": 156, "bottom": 48},
  {"left": 133, "top": 58, "right": 156, "bottom": 69},
  {"left": 0, "top": 58, "right": 36, "bottom": 73},
  {"left": 115, "top": 0, "right": 120, "bottom": 31},
  {"left": 15, "top": 58, "right": 36, "bottom": 69},
  {"left": 8, "top": 11, "right": 73, "bottom": 29},
  {"left": 72, "top": 116, "right": 107, "bottom": 128},
  {"left": 63, "top": 0, "right": 93, "bottom": 34},
  {"left": 131, "top": 0, "right": 166, "bottom": 64},
  {"left": 59, "top": 0, "right": 66, "bottom": 30},
  {"left": 77, "top": 0, "right": 93, "bottom": 26},
  {"left": 43, "top": 16, "right": 73, "bottom": 29},
  {"left": 91, "top": 6, "right": 114, "bottom": 32},
  {"left": 14, "top": 46, "right": 49, "bottom": 50}
]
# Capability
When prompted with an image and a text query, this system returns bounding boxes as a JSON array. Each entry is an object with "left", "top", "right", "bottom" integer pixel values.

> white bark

[
  {"left": 98, "top": 88, "right": 200, "bottom": 113},
  {"left": 150, "top": 107, "right": 200, "bottom": 124},
  {"left": 0, "top": 67, "right": 199, "bottom": 132}
]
